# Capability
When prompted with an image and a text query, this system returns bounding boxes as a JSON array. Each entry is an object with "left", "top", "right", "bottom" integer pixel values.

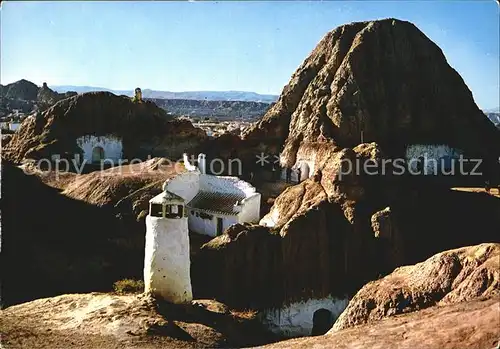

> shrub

[{"left": 113, "top": 278, "right": 144, "bottom": 294}]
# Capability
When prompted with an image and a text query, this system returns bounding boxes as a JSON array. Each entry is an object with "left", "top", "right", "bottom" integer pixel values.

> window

[
  {"left": 165, "top": 204, "right": 183, "bottom": 219},
  {"left": 150, "top": 203, "right": 163, "bottom": 217}
]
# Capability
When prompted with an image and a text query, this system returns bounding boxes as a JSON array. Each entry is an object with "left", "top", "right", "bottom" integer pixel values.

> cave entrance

[
  {"left": 92, "top": 146, "right": 105, "bottom": 163},
  {"left": 311, "top": 308, "right": 333, "bottom": 336}
]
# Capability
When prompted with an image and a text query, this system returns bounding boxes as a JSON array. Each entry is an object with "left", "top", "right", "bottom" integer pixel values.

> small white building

[
  {"left": 144, "top": 153, "right": 261, "bottom": 302},
  {"left": 8, "top": 122, "right": 21, "bottom": 132},
  {"left": 76, "top": 135, "right": 123, "bottom": 164},
  {"left": 163, "top": 153, "right": 261, "bottom": 237}
]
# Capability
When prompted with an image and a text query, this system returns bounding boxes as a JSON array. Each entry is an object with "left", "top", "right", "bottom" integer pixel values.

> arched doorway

[
  {"left": 92, "top": 146, "right": 105, "bottom": 163},
  {"left": 311, "top": 308, "right": 333, "bottom": 336}
]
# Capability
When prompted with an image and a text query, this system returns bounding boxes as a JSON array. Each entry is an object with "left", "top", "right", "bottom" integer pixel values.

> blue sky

[{"left": 1, "top": 1, "right": 499, "bottom": 109}]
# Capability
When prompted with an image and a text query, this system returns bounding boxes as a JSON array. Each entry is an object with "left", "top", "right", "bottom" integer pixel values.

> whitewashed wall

[
  {"left": 259, "top": 296, "right": 349, "bottom": 337},
  {"left": 405, "top": 144, "right": 463, "bottom": 174},
  {"left": 9, "top": 122, "right": 21, "bottom": 131},
  {"left": 188, "top": 209, "right": 217, "bottom": 237},
  {"left": 238, "top": 193, "right": 262, "bottom": 224},
  {"left": 76, "top": 135, "right": 123, "bottom": 164},
  {"left": 280, "top": 168, "right": 300, "bottom": 183},
  {"left": 295, "top": 159, "right": 314, "bottom": 181},
  {"left": 144, "top": 215, "right": 192, "bottom": 303},
  {"left": 188, "top": 209, "right": 239, "bottom": 237},
  {"left": 165, "top": 172, "right": 200, "bottom": 203}
]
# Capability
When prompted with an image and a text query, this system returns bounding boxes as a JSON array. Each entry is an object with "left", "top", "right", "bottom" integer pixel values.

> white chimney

[
  {"left": 183, "top": 153, "right": 196, "bottom": 171},
  {"left": 197, "top": 153, "right": 206, "bottom": 174}
]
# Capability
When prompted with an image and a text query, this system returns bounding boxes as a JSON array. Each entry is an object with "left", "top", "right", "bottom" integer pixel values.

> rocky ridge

[{"left": 2, "top": 91, "right": 207, "bottom": 163}]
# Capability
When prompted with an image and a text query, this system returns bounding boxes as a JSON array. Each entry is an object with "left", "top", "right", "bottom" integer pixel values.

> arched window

[{"left": 92, "top": 146, "right": 105, "bottom": 163}]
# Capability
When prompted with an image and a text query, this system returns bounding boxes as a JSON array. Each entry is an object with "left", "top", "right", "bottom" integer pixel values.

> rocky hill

[
  {"left": 2, "top": 91, "right": 207, "bottom": 163},
  {"left": 0, "top": 79, "right": 40, "bottom": 101},
  {"left": 241, "top": 18, "right": 499, "bottom": 171},
  {"left": 192, "top": 19, "right": 500, "bottom": 310},
  {"left": 194, "top": 154, "right": 500, "bottom": 309},
  {"left": 0, "top": 80, "right": 77, "bottom": 117}
]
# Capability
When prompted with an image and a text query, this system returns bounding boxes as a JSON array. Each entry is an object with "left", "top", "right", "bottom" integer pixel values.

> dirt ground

[{"left": 0, "top": 293, "right": 278, "bottom": 349}]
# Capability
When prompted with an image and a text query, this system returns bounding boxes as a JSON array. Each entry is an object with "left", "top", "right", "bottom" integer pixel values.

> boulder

[{"left": 331, "top": 243, "right": 500, "bottom": 331}]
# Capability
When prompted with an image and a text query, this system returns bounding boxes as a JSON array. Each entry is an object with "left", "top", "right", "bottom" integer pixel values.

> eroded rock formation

[
  {"left": 241, "top": 18, "right": 499, "bottom": 177},
  {"left": 331, "top": 243, "right": 500, "bottom": 331},
  {"left": 3, "top": 92, "right": 207, "bottom": 163}
]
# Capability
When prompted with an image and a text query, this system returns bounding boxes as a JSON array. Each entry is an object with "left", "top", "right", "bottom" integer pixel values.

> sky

[{"left": 1, "top": 1, "right": 499, "bottom": 109}]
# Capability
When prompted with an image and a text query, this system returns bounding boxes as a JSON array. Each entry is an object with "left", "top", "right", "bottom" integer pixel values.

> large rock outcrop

[
  {"left": 2, "top": 91, "right": 206, "bottom": 163},
  {"left": 193, "top": 151, "right": 500, "bottom": 309},
  {"left": 242, "top": 18, "right": 499, "bottom": 175},
  {"left": 332, "top": 243, "right": 499, "bottom": 332}
]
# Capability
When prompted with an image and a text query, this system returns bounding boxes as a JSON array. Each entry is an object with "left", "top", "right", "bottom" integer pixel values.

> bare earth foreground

[
  {"left": 0, "top": 293, "right": 276, "bottom": 349},
  {"left": 1, "top": 293, "right": 498, "bottom": 349}
]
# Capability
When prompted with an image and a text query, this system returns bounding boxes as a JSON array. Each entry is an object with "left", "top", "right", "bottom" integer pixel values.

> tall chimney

[{"left": 197, "top": 153, "right": 206, "bottom": 174}]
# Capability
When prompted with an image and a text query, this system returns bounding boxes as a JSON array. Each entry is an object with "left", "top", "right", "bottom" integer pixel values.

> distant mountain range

[{"left": 51, "top": 85, "right": 278, "bottom": 103}]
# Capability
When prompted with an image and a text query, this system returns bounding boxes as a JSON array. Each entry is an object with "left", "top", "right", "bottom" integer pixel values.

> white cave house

[
  {"left": 280, "top": 158, "right": 316, "bottom": 184},
  {"left": 152, "top": 153, "right": 262, "bottom": 237},
  {"left": 143, "top": 153, "right": 261, "bottom": 302},
  {"left": 76, "top": 135, "right": 123, "bottom": 164},
  {"left": 259, "top": 296, "right": 349, "bottom": 337},
  {"left": 405, "top": 144, "right": 463, "bottom": 174}
]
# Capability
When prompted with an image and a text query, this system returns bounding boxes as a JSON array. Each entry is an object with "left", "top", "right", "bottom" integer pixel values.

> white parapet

[{"left": 144, "top": 215, "right": 193, "bottom": 303}]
